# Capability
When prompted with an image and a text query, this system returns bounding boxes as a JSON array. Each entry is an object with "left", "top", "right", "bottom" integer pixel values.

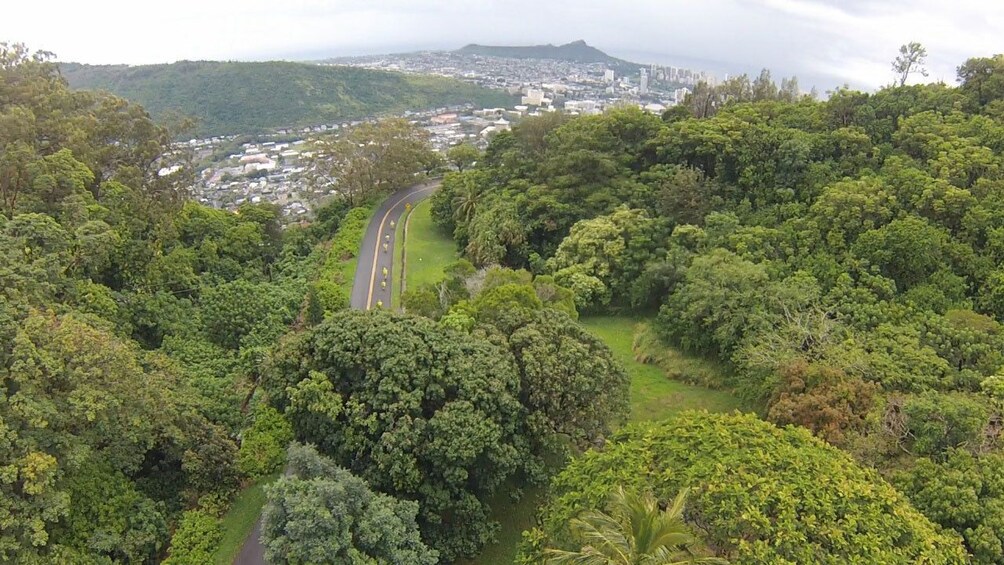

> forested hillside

[
  {"left": 59, "top": 60, "right": 515, "bottom": 136},
  {"left": 0, "top": 43, "right": 440, "bottom": 563},
  {"left": 426, "top": 54, "right": 1004, "bottom": 564}
]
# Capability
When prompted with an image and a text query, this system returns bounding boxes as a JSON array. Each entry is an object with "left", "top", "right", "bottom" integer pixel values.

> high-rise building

[
  {"left": 639, "top": 68, "right": 649, "bottom": 95},
  {"left": 603, "top": 69, "right": 615, "bottom": 83}
]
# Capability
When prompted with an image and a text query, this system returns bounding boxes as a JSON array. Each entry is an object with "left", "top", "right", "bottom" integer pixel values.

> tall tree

[
  {"left": 893, "top": 42, "right": 929, "bottom": 87},
  {"left": 307, "top": 119, "right": 433, "bottom": 206}
]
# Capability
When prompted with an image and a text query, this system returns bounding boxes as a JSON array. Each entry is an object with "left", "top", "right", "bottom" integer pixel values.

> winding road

[
  {"left": 350, "top": 180, "right": 441, "bottom": 310},
  {"left": 234, "top": 180, "right": 439, "bottom": 565}
]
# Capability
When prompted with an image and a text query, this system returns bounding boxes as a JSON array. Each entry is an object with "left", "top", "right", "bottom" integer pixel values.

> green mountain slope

[
  {"left": 456, "top": 40, "right": 640, "bottom": 72},
  {"left": 59, "top": 60, "right": 515, "bottom": 136}
]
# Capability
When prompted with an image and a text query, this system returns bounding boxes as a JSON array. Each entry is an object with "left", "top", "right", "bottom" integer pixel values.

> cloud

[{"left": 2, "top": 0, "right": 1001, "bottom": 91}]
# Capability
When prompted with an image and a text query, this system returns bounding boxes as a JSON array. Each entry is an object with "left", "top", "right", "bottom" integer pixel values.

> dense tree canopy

[
  {"left": 430, "top": 59, "right": 1004, "bottom": 554},
  {"left": 522, "top": 412, "right": 968, "bottom": 564},
  {"left": 264, "top": 309, "right": 529, "bottom": 559},
  {"left": 0, "top": 43, "right": 344, "bottom": 562}
]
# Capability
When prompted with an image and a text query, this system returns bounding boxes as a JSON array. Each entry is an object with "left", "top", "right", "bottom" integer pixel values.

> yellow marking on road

[{"left": 365, "top": 184, "right": 437, "bottom": 309}]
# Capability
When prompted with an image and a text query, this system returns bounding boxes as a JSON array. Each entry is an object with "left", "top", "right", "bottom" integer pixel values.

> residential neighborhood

[{"left": 177, "top": 50, "right": 721, "bottom": 220}]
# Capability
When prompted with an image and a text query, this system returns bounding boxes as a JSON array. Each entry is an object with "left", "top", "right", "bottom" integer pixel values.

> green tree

[
  {"left": 544, "top": 487, "right": 725, "bottom": 565},
  {"left": 957, "top": 54, "right": 1004, "bottom": 109},
  {"left": 261, "top": 443, "right": 438, "bottom": 565},
  {"left": 307, "top": 119, "right": 434, "bottom": 206},
  {"left": 657, "top": 250, "right": 772, "bottom": 356},
  {"left": 549, "top": 207, "right": 663, "bottom": 310},
  {"left": 264, "top": 310, "right": 527, "bottom": 559},
  {"left": 200, "top": 279, "right": 296, "bottom": 350},
  {"left": 447, "top": 143, "right": 481, "bottom": 172},
  {"left": 162, "top": 510, "right": 221, "bottom": 565},
  {"left": 893, "top": 42, "right": 929, "bottom": 87},
  {"left": 852, "top": 215, "right": 950, "bottom": 289},
  {"left": 503, "top": 309, "right": 629, "bottom": 448},
  {"left": 238, "top": 405, "right": 294, "bottom": 479},
  {"left": 521, "top": 412, "right": 968, "bottom": 564},
  {"left": 893, "top": 450, "right": 1004, "bottom": 565}
]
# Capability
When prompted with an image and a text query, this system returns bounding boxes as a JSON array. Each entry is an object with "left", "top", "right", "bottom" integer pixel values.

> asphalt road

[
  {"left": 234, "top": 180, "right": 439, "bottom": 565},
  {"left": 350, "top": 180, "right": 441, "bottom": 310}
]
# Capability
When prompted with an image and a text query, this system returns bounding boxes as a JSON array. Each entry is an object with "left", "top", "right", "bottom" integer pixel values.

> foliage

[
  {"left": 0, "top": 43, "right": 337, "bottom": 562},
  {"left": 548, "top": 206, "right": 667, "bottom": 310},
  {"left": 162, "top": 510, "right": 222, "bottom": 565},
  {"left": 447, "top": 143, "right": 481, "bottom": 172},
  {"left": 893, "top": 450, "right": 1004, "bottom": 565},
  {"left": 309, "top": 205, "right": 373, "bottom": 317},
  {"left": 261, "top": 443, "right": 438, "bottom": 565},
  {"left": 503, "top": 309, "right": 630, "bottom": 448},
  {"left": 264, "top": 310, "right": 528, "bottom": 559},
  {"left": 542, "top": 487, "right": 725, "bottom": 565},
  {"left": 307, "top": 120, "right": 434, "bottom": 206},
  {"left": 523, "top": 412, "right": 968, "bottom": 564},
  {"left": 237, "top": 406, "right": 294, "bottom": 479}
]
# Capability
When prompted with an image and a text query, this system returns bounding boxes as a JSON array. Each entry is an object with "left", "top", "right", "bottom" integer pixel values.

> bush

[
  {"left": 238, "top": 405, "right": 294, "bottom": 479},
  {"left": 163, "top": 510, "right": 221, "bottom": 565}
]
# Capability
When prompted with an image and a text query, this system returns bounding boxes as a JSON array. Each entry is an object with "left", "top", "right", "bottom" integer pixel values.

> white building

[
  {"left": 640, "top": 69, "right": 649, "bottom": 96},
  {"left": 643, "top": 102, "right": 667, "bottom": 114},
  {"left": 521, "top": 88, "right": 545, "bottom": 106},
  {"left": 565, "top": 100, "right": 600, "bottom": 115},
  {"left": 604, "top": 69, "right": 615, "bottom": 83}
]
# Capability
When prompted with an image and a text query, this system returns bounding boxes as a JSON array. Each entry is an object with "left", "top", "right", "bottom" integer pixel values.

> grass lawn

[
  {"left": 404, "top": 199, "right": 457, "bottom": 293},
  {"left": 392, "top": 206, "right": 407, "bottom": 310},
  {"left": 579, "top": 316, "right": 743, "bottom": 422},
  {"left": 213, "top": 473, "right": 280, "bottom": 565}
]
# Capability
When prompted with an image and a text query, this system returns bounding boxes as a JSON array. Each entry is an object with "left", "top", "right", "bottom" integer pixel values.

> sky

[{"left": 3, "top": 0, "right": 1002, "bottom": 91}]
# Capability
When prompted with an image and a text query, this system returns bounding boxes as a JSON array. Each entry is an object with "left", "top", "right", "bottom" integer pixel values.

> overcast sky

[{"left": 4, "top": 0, "right": 1002, "bottom": 91}]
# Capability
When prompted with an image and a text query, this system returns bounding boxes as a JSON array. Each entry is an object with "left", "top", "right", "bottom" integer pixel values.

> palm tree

[
  {"left": 451, "top": 180, "right": 480, "bottom": 225},
  {"left": 544, "top": 487, "right": 727, "bottom": 565}
]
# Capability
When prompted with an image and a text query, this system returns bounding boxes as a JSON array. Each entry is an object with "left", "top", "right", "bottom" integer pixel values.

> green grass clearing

[
  {"left": 213, "top": 473, "right": 280, "bottom": 565},
  {"left": 404, "top": 199, "right": 457, "bottom": 294},
  {"left": 392, "top": 206, "right": 407, "bottom": 310},
  {"left": 579, "top": 316, "right": 743, "bottom": 422}
]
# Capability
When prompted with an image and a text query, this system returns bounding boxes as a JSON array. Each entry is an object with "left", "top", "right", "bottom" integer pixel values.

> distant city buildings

[{"left": 177, "top": 50, "right": 719, "bottom": 219}]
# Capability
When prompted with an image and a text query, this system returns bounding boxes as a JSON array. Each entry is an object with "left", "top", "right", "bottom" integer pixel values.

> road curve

[
  {"left": 350, "top": 180, "right": 441, "bottom": 310},
  {"left": 234, "top": 180, "right": 439, "bottom": 565}
]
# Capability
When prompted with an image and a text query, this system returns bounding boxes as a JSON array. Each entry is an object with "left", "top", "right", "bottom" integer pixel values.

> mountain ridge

[
  {"left": 58, "top": 60, "right": 514, "bottom": 136},
  {"left": 455, "top": 40, "right": 641, "bottom": 72}
]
